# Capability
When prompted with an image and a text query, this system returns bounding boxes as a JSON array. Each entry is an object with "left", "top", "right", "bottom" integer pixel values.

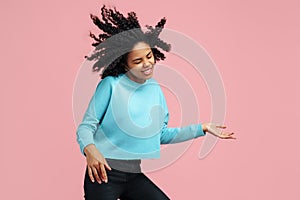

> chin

[{"left": 144, "top": 74, "right": 153, "bottom": 79}]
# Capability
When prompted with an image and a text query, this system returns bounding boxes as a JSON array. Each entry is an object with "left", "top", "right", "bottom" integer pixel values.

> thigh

[
  {"left": 84, "top": 168, "right": 126, "bottom": 200},
  {"left": 120, "top": 173, "right": 170, "bottom": 200}
]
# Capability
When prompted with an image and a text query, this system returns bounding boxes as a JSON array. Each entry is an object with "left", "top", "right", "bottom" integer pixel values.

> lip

[
  {"left": 142, "top": 67, "right": 153, "bottom": 75},
  {"left": 142, "top": 67, "right": 153, "bottom": 72}
]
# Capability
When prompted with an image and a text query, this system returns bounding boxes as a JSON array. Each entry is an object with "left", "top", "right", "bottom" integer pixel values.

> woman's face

[{"left": 125, "top": 42, "right": 155, "bottom": 83}]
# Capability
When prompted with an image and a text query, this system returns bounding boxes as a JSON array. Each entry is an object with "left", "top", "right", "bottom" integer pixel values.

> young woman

[{"left": 76, "top": 5, "right": 235, "bottom": 200}]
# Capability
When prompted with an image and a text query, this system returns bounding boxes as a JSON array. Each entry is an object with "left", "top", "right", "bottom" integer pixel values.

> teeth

[{"left": 143, "top": 68, "right": 152, "bottom": 75}]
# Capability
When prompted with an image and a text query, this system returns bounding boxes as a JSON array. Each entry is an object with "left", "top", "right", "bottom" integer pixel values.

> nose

[
  {"left": 143, "top": 63, "right": 150, "bottom": 68},
  {"left": 142, "top": 60, "right": 152, "bottom": 68}
]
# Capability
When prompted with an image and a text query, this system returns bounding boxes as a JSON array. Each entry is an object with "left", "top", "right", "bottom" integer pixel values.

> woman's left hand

[{"left": 202, "top": 123, "right": 236, "bottom": 139}]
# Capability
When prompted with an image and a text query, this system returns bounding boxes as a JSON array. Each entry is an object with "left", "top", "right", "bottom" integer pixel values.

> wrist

[
  {"left": 202, "top": 124, "right": 208, "bottom": 132},
  {"left": 84, "top": 144, "right": 96, "bottom": 155}
]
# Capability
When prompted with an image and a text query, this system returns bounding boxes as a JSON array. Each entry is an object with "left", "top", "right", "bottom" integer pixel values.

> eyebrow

[{"left": 131, "top": 51, "right": 152, "bottom": 62}]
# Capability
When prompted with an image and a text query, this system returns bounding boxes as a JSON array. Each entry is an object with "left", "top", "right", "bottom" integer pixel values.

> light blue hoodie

[{"left": 76, "top": 73, "right": 205, "bottom": 159}]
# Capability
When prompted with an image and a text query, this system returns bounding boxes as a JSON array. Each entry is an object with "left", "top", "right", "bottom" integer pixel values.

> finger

[
  {"left": 227, "top": 136, "right": 236, "bottom": 139},
  {"left": 226, "top": 133, "right": 235, "bottom": 138},
  {"left": 99, "top": 163, "right": 108, "bottom": 183},
  {"left": 216, "top": 124, "right": 226, "bottom": 129},
  {"left": 104, "top": 160, "right": 112, "bottom": 171},
  {"left": 88, "top": 166, "right": 95, "bottom": 183},
  {"left": 222, "top": 132, "right": 234, "bottom": 136},
  {"left": 223, "top": 135, "right": 236, "bottom": 139},
  {"left": 92, "top": 166, "right": 102, "bottom": 184}
]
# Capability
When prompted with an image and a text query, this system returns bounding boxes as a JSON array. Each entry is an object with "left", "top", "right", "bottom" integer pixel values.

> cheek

[{"left": 128, "top": 64, "right": 142, "bottom": 71}]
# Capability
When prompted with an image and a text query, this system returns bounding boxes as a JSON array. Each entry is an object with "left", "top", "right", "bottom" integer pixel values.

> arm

[
  {"left": 76, "top": 77, "right": 113, "bottom": 154},
  {"left": 76, "top": 77, "right": 113, "bottom": 183},
  {"left": 158, "top": 87, "right": 235, "bottom": 143},
  {"left": 159, "top": 89, "right": 206, "bottom": 144},
  {"left": 160, "top": 109, "right": 206, "bottom": 144},
  {"left": 160, "top": 107, "right": 236, "bottom": 143}
]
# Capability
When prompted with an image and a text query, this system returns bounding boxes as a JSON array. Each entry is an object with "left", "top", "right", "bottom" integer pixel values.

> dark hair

[{"left": 85, "top": 5, "right": 171, "bottom": 79}]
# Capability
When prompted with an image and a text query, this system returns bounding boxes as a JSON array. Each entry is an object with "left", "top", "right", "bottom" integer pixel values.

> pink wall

[{"left": 1, "top": 0, "right": 300, "bottom": 199}]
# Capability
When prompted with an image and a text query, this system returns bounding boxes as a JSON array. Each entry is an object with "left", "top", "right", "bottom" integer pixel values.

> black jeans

[{"left": 84, "top": 168, "right": 170, "bottom": 200}]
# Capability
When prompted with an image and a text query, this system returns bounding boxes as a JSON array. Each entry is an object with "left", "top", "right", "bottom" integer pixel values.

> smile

[{"left": 142, "top": 67, "right": 153, "bottom": 75}]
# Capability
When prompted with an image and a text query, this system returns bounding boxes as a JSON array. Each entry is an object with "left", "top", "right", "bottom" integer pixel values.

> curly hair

[{"left": 85, "top": 5, "right": 171, "bottom": 79}]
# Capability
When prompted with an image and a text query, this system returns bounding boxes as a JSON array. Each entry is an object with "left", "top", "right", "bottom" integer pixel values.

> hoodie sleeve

[
  {"left": 76, "top": 77, "right": 113, "bottom": 155},
  {"left": 159, "top": 88, "right": 206, "bottom": 144}
]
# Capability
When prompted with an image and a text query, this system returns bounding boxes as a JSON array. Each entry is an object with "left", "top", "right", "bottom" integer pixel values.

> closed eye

[
  {"left": 133, "top": 60, "right": 142, "bottom": 64},
  {"left": 147, "top": 52, "right": 153, "bottom": 59},
  {"left": 131, "top": 51, "right": 153, "bottom": 64}
]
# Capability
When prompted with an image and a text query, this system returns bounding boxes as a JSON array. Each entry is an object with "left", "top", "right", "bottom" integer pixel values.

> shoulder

[
  {"left": 100, "top": 75, "right": 119, "bottom": 84},
  {"left": 94, "top": 75, "right": 121, "bottom": 94},
  {"left": 97, "top": 75, "right": 121, "bottom": 87}
]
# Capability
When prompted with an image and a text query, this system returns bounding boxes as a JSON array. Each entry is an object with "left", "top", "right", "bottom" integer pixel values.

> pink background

[{"left": 1, "top": 0, "right": 300, "bottom": 199}]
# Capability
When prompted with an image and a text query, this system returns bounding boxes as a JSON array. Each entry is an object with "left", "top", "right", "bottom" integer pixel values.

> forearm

[
  {"left": 77, "top": 124, "right": 97, "bottom": 154},
  {"left": 160, "top": 123, "right": 206, "bottom": 144},
  {"left": 76, "top": 77, "right": 112, "bottom": 154}
]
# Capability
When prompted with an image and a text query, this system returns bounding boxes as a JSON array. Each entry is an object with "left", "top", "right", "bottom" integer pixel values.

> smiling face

[{"left": 124, "top": 42, "right": 155, "bottom": 83}]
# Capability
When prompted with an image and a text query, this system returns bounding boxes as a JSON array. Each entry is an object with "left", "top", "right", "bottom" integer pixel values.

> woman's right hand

[{"left": 84, "top": 144, "right": 112, "bottom": 184}]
